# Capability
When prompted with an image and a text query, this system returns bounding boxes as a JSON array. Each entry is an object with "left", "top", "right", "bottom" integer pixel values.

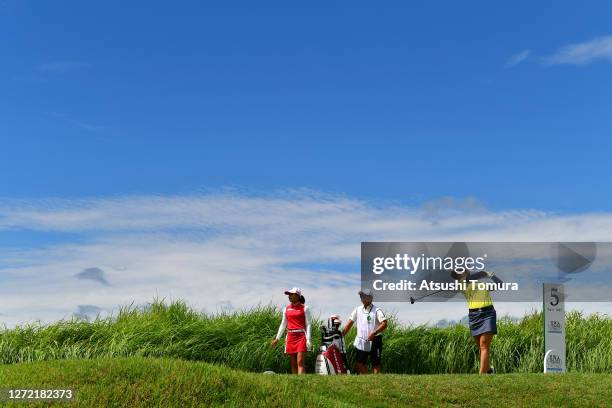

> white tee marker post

[{"left": 543, "top": 283, "right": 566, "bottom": 373}]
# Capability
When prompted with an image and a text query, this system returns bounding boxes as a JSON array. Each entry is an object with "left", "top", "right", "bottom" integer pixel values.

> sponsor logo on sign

[
  {"left": 546, "top": 353, "right": 563, "bottom": 371},
  {"left": 548, "top": 320, "right": 562, "bottom": 333}
]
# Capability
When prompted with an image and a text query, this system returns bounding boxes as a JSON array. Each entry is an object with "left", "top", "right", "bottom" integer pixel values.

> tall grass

[{"left": 0, "top": 300, "right": 610, "bottom": 374}]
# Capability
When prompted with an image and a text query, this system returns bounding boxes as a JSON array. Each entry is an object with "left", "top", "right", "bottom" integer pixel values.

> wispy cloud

[
  {"left": 48, "top": 112, "right": 105, "bottom": 132},
  {"left": 421, "top": 196, "right": 486, "bottom": 223},
  {"left": 0, "top": 190, "right": 611, "bottom": 327},
  {"left": 37, "top": 61, "right": 92, "bottom": 74},
  {"left": 542, "top": 36, "right": 612, "bottom": 66},
  {"left": 12, "top": 61, "right": 93, "bottom": 84},
  {"left": 504, "top": 50, "right": 530, "bottom": 68}
]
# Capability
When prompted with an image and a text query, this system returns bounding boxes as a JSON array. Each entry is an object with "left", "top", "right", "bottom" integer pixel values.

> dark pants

[{"left": 355, "top": 335, "right": 383, "bottom": 366}]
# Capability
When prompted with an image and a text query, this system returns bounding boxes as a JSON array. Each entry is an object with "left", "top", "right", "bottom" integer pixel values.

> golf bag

[{"left": 315, "top": 314, "right": 350, "bottom": 375}]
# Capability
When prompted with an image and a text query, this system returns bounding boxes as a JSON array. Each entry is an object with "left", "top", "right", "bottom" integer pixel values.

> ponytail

[{"left": 299, "top": 295, "right": 305, "bottom": 304}]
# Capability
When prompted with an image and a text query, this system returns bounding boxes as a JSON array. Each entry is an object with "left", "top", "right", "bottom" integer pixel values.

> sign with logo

[{"left": 543, "top": 283, "right": 566, "bottom": 373}]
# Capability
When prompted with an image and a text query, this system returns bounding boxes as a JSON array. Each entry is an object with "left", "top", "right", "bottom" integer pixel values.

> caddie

[{"left": 341, "top": 289, "right": 388, "bottom": 374}]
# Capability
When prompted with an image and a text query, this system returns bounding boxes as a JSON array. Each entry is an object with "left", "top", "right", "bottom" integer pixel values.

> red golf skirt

[{"left": 285, "top": 331, "right": 307, "bottom": 354}]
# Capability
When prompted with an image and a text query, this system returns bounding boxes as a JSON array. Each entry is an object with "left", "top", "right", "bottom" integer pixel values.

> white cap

[
  {"left": 284, "top": 287, "right": 302, "bottom": 295},
  {"left": 358, "top": 289, "right": 374, "bottom": 298}
]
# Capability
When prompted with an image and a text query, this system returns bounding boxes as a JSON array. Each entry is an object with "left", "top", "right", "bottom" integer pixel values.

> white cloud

[
  {"left": 543, "top": 36, "right": 612, "bottom": 66},
  {"left": 504, "top": 50, "right": 530, "bottom": 68},
  {"left": 0, "top": 191, "right": 611, "bottom": 327}
]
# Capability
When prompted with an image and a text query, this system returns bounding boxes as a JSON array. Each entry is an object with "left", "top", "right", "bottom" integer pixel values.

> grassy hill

[
  {"left": 0, "top": 357, "right": 610, "bottom": 407},
  {"left": 1, "top": 301, "right": 610, "bottom": 406},
  {"left": 0, "top": 300, "right": 610, "bottom": 374}
]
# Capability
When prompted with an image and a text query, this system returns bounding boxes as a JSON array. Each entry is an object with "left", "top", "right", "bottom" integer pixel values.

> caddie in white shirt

[{"left": 341, "top": 289, "right": 388, "bottom": 374}]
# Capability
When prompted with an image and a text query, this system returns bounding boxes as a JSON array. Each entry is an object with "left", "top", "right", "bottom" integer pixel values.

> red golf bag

[{"left": 315, "top": 314, "right": 350, "bottom": 375}]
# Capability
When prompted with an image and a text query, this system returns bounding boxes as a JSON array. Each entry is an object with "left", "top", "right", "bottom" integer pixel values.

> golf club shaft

[{"left": 411, "top": 289, "right": 444, "bottom": 303}]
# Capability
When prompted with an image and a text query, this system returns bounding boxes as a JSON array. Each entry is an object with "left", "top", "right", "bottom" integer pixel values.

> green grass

[
  {"left": 0, "top": 357, "right": 610, "bottom": 407},
  {"left": 0, "top": 299, "right": 611, "bottom": 374}
]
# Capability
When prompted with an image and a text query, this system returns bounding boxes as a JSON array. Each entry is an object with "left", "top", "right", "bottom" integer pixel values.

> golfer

[
  {"left": 270, "top": 287, "right": 312, "bottom": 374},
  {"left": 451, "top": 269, "right": 503, "bottom": 374},
  {"left": 342, "top": 289, "right": 388, "bottom": 374}
]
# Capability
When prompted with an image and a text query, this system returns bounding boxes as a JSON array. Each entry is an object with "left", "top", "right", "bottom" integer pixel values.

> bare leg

[
  {"left": 372, "top": 364, "right": 381, "bottom": 374},
  {"left": 355, "top": 362, "right": 367, "bottom": 374},
  {"left": 479, "top": 332, "right": 493, "bottom": 374},
  {"left": 297, "top": 352, "right": 306, "bottom": 375},
  {"left": 289, "top": 354, "right": 298, "bottom": 374},
  {"left": 472, "top": 334, "right": 481, "bottom": 373}
]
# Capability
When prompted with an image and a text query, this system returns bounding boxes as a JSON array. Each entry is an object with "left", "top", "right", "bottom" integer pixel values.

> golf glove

[{"left": 306, "top": 340, "right": 312, "bottom": 351}]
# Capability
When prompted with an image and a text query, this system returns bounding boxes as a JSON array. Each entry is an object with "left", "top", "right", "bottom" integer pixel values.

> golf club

[{"left": 410, "top": 289, "right": 444, "bottom": 304}]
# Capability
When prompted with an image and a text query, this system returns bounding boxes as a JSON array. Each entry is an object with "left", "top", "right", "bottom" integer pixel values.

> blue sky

[
  {"left": 3, "top": 1, "right": 612, "bottom": 210},
  {"left": 1, "top": 1, "right": 612, "bottom": 324}
]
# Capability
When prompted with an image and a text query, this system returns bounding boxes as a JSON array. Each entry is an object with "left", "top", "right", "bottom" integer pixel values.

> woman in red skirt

[{"left": 270, "top": 287, "right": 312, "bottom": 374}]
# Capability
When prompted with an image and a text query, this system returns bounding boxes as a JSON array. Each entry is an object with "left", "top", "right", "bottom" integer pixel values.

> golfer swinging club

[
  {"left": 342, "top": 289, "right": 388, "bottom": 374},
  {"left": 270, "top": 287, "right": 312, "bottom": 374},
  {"left": 451, "top": 269, "right": 502, "bottom": 374}
]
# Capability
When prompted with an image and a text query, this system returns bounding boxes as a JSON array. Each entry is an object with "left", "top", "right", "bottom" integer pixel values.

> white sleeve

[
  {"left": 348, "top": 307, "right": 357, "bottom": 322},
  {"left": 275, "top": 309, "right": 287, "bottom": 340},
  {"left": 304, "top": 305, "right": 312, "bottom": 342},
  {"left": 376, "top": 308, "right": 387, "bottom": 323}
]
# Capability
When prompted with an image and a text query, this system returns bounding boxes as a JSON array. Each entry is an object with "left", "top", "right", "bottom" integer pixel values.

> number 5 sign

[{"left": 543, "top": 283, "right": 566, "bottom": 373}]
